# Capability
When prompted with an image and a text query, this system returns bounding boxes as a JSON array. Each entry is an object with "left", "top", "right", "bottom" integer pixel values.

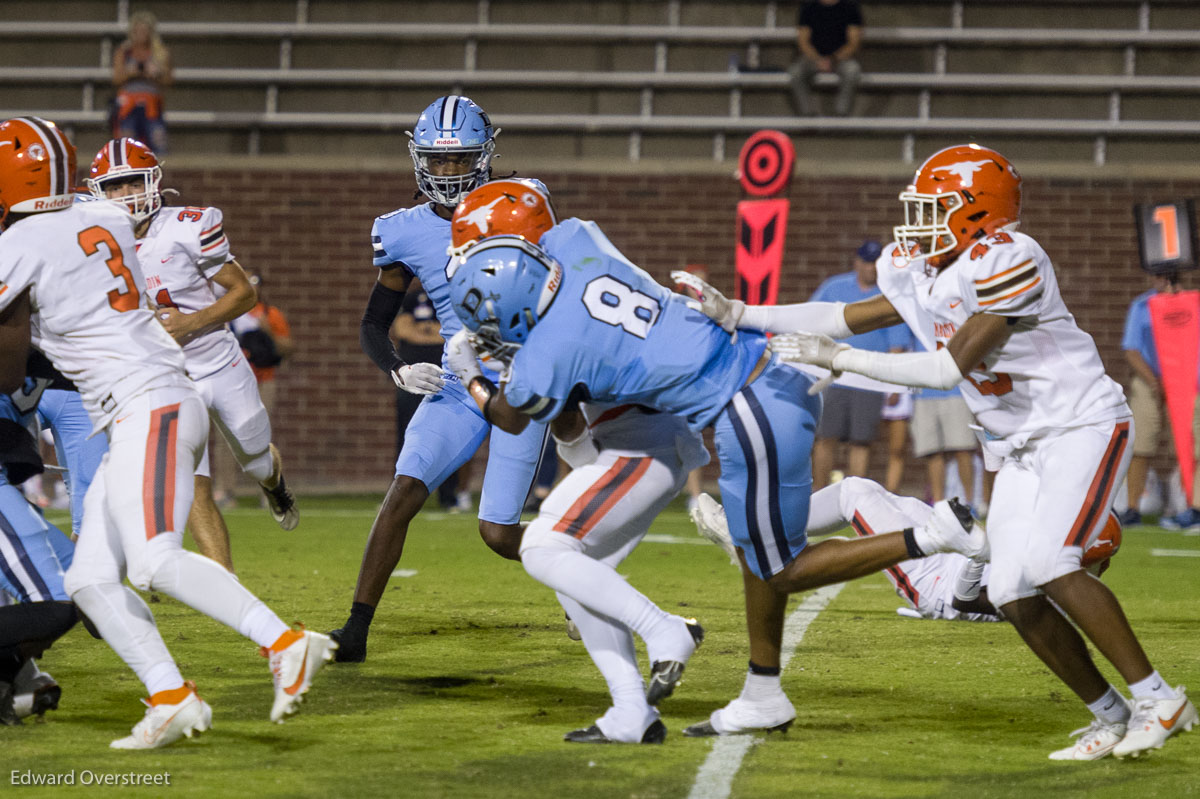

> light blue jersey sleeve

[{"left": 505, "top": 219, "right": 768, "bottom": 430}]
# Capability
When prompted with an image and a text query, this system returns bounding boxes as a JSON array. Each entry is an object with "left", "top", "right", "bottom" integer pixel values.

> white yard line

[
  {"left": 687, "top": 583, "right": 845, "bottom": 799},
  {"left": 1150, "top": 548, "right": 1200, "bottom": 557}
]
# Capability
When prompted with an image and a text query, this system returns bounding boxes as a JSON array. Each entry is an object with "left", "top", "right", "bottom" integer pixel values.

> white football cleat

[
  {"left": 266, "top": 629, "right": 337, "bottom": 723},
  {"left": 689, "top": 493, "right": 739, "bottom": 565},
  {"left": 683, "top": 694, "right": 796, "bottom": 737},
  {"left": 110, "top": 683, "right": 211, "bottom": 750},
  {"left": 915, "top": 498, "right": 988, "bottom": 560},
  {"left": 1112, "top": 687, "right": 1198, "bottom": 758},
  {"left": 1048, "top": 718, "right": 1127, "bottom": 760}
]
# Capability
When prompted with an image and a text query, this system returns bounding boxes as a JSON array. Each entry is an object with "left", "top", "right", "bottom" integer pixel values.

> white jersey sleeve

[
  {"left": 183, "top": 206, "right": 233, "bottom": 276},
  {"left": 957, "top": 232, "right": 1045, "bottom": 318}
]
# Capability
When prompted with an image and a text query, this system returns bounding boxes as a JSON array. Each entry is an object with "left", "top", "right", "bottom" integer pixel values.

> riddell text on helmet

[{"left": 32, "top": 197, "right": 74, "bottom": 211}]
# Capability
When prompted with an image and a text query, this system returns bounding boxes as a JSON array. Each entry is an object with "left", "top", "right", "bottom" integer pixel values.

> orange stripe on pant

[
  {"left": 142, "top": 403, "right": 181, "bottom": 540},
  {"left": 850, "top": 510, "right": 921, "bottom": 606},
  {"left": 553, "top": 456, "right": 652, "bottom": 540},
  {"left": 1065, "top": 421, "right": 1131, "bottom": 549}
]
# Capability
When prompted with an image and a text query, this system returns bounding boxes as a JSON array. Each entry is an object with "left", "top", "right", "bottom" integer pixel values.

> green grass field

[{"left": 5, "top": 496, "right": 1199, "bottom": 798}]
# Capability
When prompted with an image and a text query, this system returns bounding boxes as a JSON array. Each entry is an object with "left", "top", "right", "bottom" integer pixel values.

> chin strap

[{"left": 832, "top": 345, "right": 964, "bottom": 391}]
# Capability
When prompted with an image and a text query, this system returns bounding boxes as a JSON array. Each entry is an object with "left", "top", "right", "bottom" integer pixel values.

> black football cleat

[
  {"left": 25, "top": 683, "right": 62, "bottom": 720},
  {"left": 328, "top": 627, "right": 367, "bottom": 663},
  {"left": 683, "top": 718, "right": 793, "bottom": 737},
  {"left": 0, "top": 682, "right": 21, "bottom": 726},
  {"left": 564, "top": 719, "right": 667, "bottom": 744},
  {"left": 646, "top": 618, "right": 705, "bottom": 705},
  {"left": 262, "top": 475, "right": 299, "bottom": 531}
]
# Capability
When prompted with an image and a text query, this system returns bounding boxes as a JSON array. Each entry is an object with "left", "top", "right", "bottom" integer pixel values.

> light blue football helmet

[
  {"left": 408, "top": 95, "right": 497, "bottom": 208},
  {"left": 447, "top": 236, "right": 562, "bottom": 361}
]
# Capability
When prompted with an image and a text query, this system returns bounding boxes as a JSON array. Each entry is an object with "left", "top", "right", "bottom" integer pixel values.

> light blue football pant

[
  {"left": 0, "top": 478, "right": 73, "bottom": 602},
  {"left": 394, "top": 374, "right": 548, "bottom": 525},
  {"left": 713, "top": 358, "right": 822, "bottom": 581},
  {"left": 38, "top": 388, "right": 106, "bottom": 536}
]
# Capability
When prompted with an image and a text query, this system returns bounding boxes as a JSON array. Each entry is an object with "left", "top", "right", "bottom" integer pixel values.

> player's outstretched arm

[
  {"left": 672, "top": 269, "right": 903, "bottom": 338},
  {"left": 778, "top": 312, "right": 1011, "bottom": 392},
  {"left": 0, "top": 288, "right": 32, "bottom": 393}
]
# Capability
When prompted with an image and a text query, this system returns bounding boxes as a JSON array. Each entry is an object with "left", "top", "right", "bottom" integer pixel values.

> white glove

[
  {"left": 769, "top": 332, "right": 850, "bottom": 394},
  {"left": 669, "top": 270, "right": 745, "bottom": 338},
  {"left": 554, "top": 429, "right": 600, "bottom": 469},
  {"left": 391, "top": 362, "right": 445, "bottom": 395},
  {"left": 444, "top": 330, "right": 484, "bottom": 385}
]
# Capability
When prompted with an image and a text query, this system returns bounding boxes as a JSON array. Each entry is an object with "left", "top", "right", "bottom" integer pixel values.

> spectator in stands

[
  {"left": 390, "top": 284, "right": 470, "bottom": 513},
  {"left": 1120, "top": 274, "right": 1173, "bottom": 526},
  {"left": 214, "top": 271, "right": 292, "bottom": 508},
  {"left": 111, "top": 10, "right": 172, "bottom": 154},
  {"left": 787, "top": 0, "right": 864, "bottom": 117},
  {"left": 810, "top": 239, "right": 908, "bottom": 489}
]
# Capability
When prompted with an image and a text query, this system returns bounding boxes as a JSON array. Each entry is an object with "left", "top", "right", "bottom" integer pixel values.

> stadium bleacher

[{"left": 2, "top": 0, "right": 1198, "bottom": 168}]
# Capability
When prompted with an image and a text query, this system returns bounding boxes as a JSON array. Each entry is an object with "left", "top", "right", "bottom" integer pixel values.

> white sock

[
  {"left": 143, "top": 661, "right": 188, "bottom": 697},
  {"left": 523, "top": 545, "right": 688, "bottom": 662},
  {"left": 740, "top": 670, "right": 785, "bottom": 702},
  {"left": 149, "top": 549, "right": 287, "bottom": 648},
  {"left": 241, "top": 447, "right": 275, "bottom": 484},
  {"left": 807, "top": 478, "right": 932, "bottom": 537},
  {"left": 1128, "top": 671, "right": 1178, "bottom": 701},
  {"left": 557, "top": 593, "right": 655, "bottom": 743},
  {"left": 71, "top": 583, "right": 184, "bottom": 697},
  {"left": 1087, "top": 684, "right": 1131, "bottom": 724}
]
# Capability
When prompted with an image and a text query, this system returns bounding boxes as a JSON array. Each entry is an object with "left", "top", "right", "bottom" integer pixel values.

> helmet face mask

[
  {"left": 86, "top": 138, "right": 162, "bottom": 223},
  {"left": 894, "top": 188, "right": 963, "bottom": 263},
  {"left": 469, "top": 323, "right": 521, "bottom": 366},
  {"left": 893, "top": 144, "right": 1021, "bottom": 269},
  {"left": 409, "top": 95, "right": 496, "bottom": 208}
]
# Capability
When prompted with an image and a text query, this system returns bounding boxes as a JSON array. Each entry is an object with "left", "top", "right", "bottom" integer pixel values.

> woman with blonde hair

[{"left": 111, "top": 10, "right": 172, "bottom": 153}]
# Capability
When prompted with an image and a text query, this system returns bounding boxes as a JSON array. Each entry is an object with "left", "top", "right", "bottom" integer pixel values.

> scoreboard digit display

[{"left": 1135, "top": 199, "right": 1198, "bottom": 274}]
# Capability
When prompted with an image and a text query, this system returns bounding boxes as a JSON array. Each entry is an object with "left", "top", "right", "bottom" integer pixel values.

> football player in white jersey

[
  {"left": 0, "top": 117, "right": 333, "bottom": 749},
  {"left": 85, "top": 138, "right": 297, "bottom": 572},
  {"left": 692, "top": 144, "right": 1196, "bottom": 759},
  {"left": 692, "top": 476, "right": 1123, "bottom": 624}
]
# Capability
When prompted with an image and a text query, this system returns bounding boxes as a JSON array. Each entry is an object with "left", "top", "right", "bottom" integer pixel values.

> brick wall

[{"left": 170, "top": 166, "right": 1198, "bottom": 495}]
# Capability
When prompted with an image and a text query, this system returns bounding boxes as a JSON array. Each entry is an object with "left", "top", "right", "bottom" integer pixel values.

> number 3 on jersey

[
  {"left": 582, "top": 276, "right": 660, "bottom": 338},
  {"left": 78, "top": 226, "right": 138, "bottom": 312}
]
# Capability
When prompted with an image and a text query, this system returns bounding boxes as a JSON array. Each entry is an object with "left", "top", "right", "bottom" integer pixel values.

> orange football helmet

[
  {"left": 894, "top": 144, "right": 1021, "bottom": 268},
  {"left": 449, "top": 179, "right": 557, "bottom": 256},
  {"left": 86, "top": 137, "right": 163, "bottom": 222},
  {"left": 0, "top": 116, "right": 77, "bottom": 229}
]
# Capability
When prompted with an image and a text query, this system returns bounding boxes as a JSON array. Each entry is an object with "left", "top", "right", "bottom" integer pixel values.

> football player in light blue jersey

[
  {"left": 443, "top": 211, "right": 986, "bottom": 736},
  {"left": 0, "top": 386, "right": 78, "bottom": 723},
  {"left": 329, "top": 96, "right": 550, "bottom": 663}
]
